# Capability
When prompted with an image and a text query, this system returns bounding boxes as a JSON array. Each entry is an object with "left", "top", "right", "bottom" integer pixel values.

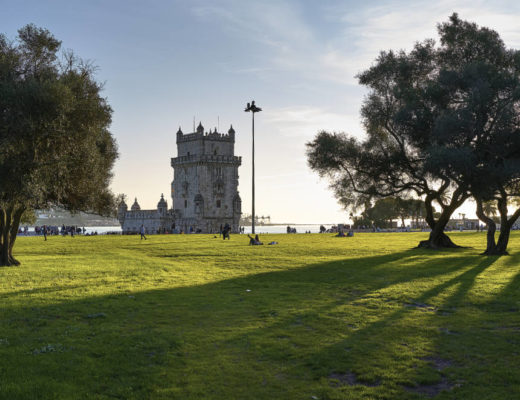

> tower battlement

[{"left": 176, "top": 122, "right": 235, "bottom": 144}]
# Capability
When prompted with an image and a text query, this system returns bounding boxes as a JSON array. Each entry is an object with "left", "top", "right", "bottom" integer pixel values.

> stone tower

[{"left": 171, "top": 122, "right": 242, "bottom": 233}]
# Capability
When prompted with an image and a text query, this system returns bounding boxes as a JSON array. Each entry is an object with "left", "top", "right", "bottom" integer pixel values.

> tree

[
  {"left": 423, "top": 16, "right": 520, "bottom": 255},
  {"left": 307, "top": 14, "right": 520, "bottom": 250},
  {"left": 353, "top": 198, "right": 399, "bottom": 228},
  {"left": 0, "top": 25, "right": 118, "bottom": 266},
  {"left": 20, "top": 210, "right": 37, "bottom": 226},
  {"left": 475, "top": 200, "right": 499, "bottom": 255},
  {"left": 407, "top": 199, "right": 427, "bottom": 229},
  {"left": 352, "top": 197, "right": 422, "bottom": 229}
]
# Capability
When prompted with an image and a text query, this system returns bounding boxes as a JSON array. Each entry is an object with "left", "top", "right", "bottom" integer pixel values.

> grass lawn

[{"left": 0, "top": 232, "right": 519, "bottom": 399}]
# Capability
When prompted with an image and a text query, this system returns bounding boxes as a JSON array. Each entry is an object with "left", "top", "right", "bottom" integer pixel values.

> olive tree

[
  {"left": 0, "top": 25, "right": 118, "bottom": 266},
  {"left": 308, "top": 14, "right": 520, "bottom": 250}
]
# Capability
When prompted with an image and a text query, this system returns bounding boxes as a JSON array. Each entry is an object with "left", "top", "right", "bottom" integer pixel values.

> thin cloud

[
  {"left": 263, "top": 106, "right": 364, "bottom": 139},
  {"left": 193, "top": 0, "right": 520, "bottom": 87}
]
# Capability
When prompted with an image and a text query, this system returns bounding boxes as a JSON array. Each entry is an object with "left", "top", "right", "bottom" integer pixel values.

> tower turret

[
  {"left": 131, "top": 198, "right": 141, "bottom": 211},
  {"left": 157, "top": 193, "right": 168, "bottom": 215},
  {"left": 196, "top": 122, "right": 204, "bottom": 135},
  {"left": 117, "top": 198, "right": 128, "bottom": 225},
  {"left": 228, "top": 124, "right": 235, "bottom": 141}
]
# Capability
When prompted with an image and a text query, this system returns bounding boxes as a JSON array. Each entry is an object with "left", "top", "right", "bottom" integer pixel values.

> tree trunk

[
  {"left": 475, "top": 199, "right": 497, "bottom": 255},
  {"left": 492, "top": 201, "right": 520, "bottom": 255},
  {"left": 418, "top": 214, "right": 459, "bottom": 249},
  {"left": 0, "top": 205, "right": 24, "bottom": 266},
  {"left": 417, "top": 190, "right": 467, "bottom": 249},
  {"left": 495, "top": 226, "right": 511, "bottom": 255}
]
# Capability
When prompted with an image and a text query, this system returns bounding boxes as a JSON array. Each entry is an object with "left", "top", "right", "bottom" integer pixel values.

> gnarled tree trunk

[
  {"left": 0, "top": 205, "right": 24, "bottom": 266},
  {"left": 492, "top": 198, "right": 520, "bottom": 255},
  {"left": 475, "top": 199, "right": 497, "bottom": 255},
  {"left": 417, "top": 189, "right": 467, "bottom": 249}
]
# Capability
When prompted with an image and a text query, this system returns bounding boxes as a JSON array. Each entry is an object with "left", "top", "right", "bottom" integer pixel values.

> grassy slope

[{"left": 0, "top": 232, "right": 519, "bottom": 399}]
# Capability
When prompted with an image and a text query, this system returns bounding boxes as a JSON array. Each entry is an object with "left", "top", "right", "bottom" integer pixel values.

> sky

[{"left": 2, "top": 0, "right": 520, "bottom": 223}]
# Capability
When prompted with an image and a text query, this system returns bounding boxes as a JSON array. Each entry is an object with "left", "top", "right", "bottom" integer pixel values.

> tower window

[
  {"left": 184, "top": 200, "right": 187, "bottom": 208},
  {"left": 216, "top": 200, "right": 221, "bottom": 208}
]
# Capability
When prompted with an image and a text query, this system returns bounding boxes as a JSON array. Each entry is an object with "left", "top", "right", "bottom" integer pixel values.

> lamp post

[{"left": 244, "top": 100, "right": 262, "bottom": 234}]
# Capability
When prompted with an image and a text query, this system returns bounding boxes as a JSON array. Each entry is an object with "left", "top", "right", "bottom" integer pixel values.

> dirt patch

[
  {"left": 404, "top": 356, "right": 458, "bottom": 397},
  {"left": 405, "top": 377, "right": 453, "bottom": 397},
  {"left": 494, "top": 326, "right": 520, "bottom": 331},
  {"left": 422, "top": 356, "right": 453, "bottom": 371},
  {"left": 404, "top": 302, "right": 437, "bottom": 312},
  {"left": 439, "top": 327, "right": 459, "bottom": 335},
  {"left": 329, "top": 371, "right": 380, "bottom": 387}
]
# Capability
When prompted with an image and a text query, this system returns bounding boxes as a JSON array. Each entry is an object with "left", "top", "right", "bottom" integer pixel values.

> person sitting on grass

[
  {"left": 335, "top": 230, "right": 346, "bottom": 237},
  {"left": 247, "top": 234, "right": 263, "bottom": 245},
  {"left": 254, "top": 234, "right": 263, "bottom": 245}
]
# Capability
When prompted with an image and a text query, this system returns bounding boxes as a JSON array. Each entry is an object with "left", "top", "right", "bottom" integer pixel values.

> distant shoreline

[{"left": 242, "top": 223, "right": 339, "bottom": 226}]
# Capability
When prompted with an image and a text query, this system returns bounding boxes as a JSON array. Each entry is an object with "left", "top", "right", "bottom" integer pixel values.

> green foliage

[
  {"left": 0, "top": 233, "right": 519, "bottom": 399},
  {"left": 0, "top": 24, "right": 117, "bottom": 265},
  {"left": 20, "top": 209, "right": 37, "bottom": 225},
  {"left": 307, "top": 13, "right": 520, "bottom": 249}
]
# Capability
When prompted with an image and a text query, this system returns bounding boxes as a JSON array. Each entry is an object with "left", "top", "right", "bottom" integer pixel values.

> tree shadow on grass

[
  {"left": 261, "top": 255, "right": 500, "bottom": 398},
  {"left": 0, "top": 249, "right": 506, "bottom": 399}
]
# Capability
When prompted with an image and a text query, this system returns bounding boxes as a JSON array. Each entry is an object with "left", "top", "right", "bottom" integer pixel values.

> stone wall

[{"left": 121, "top": 210, "right": 173, "bottom": 234}]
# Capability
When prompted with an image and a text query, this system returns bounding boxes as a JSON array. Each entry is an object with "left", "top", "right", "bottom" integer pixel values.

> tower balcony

[{"left": 171, "top": 154, "right": 242, "bottom": 167}]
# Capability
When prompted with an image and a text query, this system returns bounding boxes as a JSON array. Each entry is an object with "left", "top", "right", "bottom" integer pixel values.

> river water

[
  {"left": 22, "top": 224, "right": 336, "bottom": 235},
  {"left": 83, "top": 224, "right": 334, "bottom": 235}
]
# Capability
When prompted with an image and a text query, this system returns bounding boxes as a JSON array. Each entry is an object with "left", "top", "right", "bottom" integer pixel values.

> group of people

[
  {"left": 30, "top": 225, "right": 89, "bottom": 240},
  {"left": 286, "top": 225, "right": 297, "bottom": 233}
]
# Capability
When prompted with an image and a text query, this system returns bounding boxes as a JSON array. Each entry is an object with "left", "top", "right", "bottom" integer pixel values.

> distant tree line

[
  {"left": 307, "top": 14, "right": 520, "bottom": 255},
  {"left": 352, "top": 197, "right": 426, "bottom": 229}
]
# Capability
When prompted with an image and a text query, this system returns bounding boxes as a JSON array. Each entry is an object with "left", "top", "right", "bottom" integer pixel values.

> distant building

[
  {"left": 117, "top": 122, "right": 242, "bottom": 234},
  {"left": 117, "top": 196, "right": 172, "bottom": 234},
  {"left": 446, "top": 218, "right": 480, "bottom": 230}
]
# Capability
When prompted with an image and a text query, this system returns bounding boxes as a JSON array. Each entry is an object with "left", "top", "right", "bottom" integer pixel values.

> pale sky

[{"left": 2, "top": 0, "right": 520, "bottom": 223}]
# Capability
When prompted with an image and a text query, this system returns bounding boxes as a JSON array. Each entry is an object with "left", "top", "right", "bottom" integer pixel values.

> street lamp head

[{"left": 245, "top": 100, "right": 262, "bottom": 113}]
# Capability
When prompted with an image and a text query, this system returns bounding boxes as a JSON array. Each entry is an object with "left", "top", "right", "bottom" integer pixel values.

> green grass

[{"left": 0, "top": 232, "right": 519, "bottom": 399}]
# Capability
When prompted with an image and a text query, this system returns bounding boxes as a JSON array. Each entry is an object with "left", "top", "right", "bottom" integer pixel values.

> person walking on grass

[
  {"left": 140, "top": 224, "right": 147, "bottom": 240},
  {"left": 222, "top": 223, "right": 231, "bottom": 240}
]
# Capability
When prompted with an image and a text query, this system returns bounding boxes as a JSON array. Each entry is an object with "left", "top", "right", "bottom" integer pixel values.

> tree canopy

[
  {"left": 307, "top": 14, "right": 520, "bottom": 252},
  {"left": 0, "top": 25, "right": 118, "bottom": 265}
]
